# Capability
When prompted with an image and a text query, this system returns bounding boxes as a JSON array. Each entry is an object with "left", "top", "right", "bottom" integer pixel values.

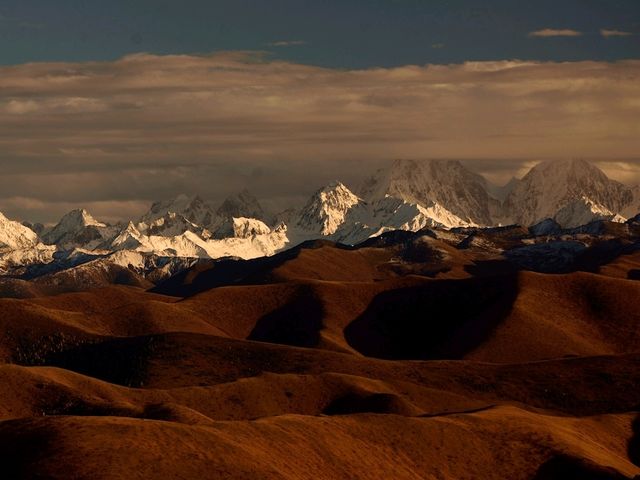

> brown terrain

[{"left": 1, "top": 230, "right": 639, "bottom": 479}]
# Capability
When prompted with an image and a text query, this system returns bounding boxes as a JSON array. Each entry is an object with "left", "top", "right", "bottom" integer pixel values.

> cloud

[
  {"left": 265, "top": 40, "right": 307, "bottom": 47},
  {"left": 601, "top": 29, "right": 633, "bottom": 38},
  {"left": 528, "top": 29, "right": 582, "bottom": 37},
  {"left": 0, "top": 52, "right": 639, "bottom": 221},
  {"left": 0, "top": 197, "right": 149, "bottom": 225}
]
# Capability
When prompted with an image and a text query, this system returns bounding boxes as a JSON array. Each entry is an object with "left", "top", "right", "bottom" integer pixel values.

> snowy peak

[
  {"left": 504, "top": 159, "right": 634, "bottom": 226},
  {"left": 140, "top": 194, "right": 216, "bottom": 230},
  {"left": 109, "top": 221, "right": 144, "bottom": 250},
  {"left": 0, "top": 212, "right": 39, "bottom": 250},
  {"left": 42, "top": 209, "right": 111, "bottom": 249},
  {"left": 319, "top": 181, "right": 358, "bottom": 197},
  {"left": 296, "top": 181, "right": 362, "bottom": 236},
  {"left": 144, "top": 212, "right": 211, "bottom": 239},
  {"left": 3, "top": 158, "right": 640, "bottom": 273},
  {"left": 55, "top": 209, "right": 105, "bottom": 229},
  {"left": 212, "top": 217, "right": 272, "bottom": 239},
  {"left": 216, "top": 189, "right": 265, "bottom": 221},
  {"left": 359, "top": 159, "right": 493, "bottom": 225},
  {"left": 107, "top": 192, "right": 287, "bottom": 260},
  {"left": 553, "top": 196, "right": 625, "bottom": 228}
]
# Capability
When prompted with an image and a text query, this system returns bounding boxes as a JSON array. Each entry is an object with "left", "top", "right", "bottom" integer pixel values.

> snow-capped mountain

[
  {"left": 503, "top": 159, "right": 634, "bottom": 227},
  {"left": 212, "top": 217, "right": 273, "bottom": 240},
  {"left": 0, "top": 245, "right": 55, "bottom": 276},
  {"left": 138, "top": 190, "right": 270, "bottom": 239},
  {"left": 0, "top": 212, "right": 39, "bottom": 250},
  {"left": 295, "top": 182, "right": 362, "bottom": 236},
  {"left": 371, "top": 197, "right": 471, "bottom": 230},
  {"left": 42, "top": 209, "right": 117, "bottom": 250},
  {"left": 143, "top": 212, "right": 212, "bottom": 239},
  {"left": 333, "top": 196, "right": 471, "bottom": 245},
  {"left": 216, "top": 189, "right": 266, "bottom": 222},
  {"left": 359, "top": 159, "right": 496, "bottom": 226},
  {"left": 2, "top": 157, "right": 640, "bottom": 287},
  {"left": 0, "top": 212, "right": 54, "bottom": 274},
  {"left": 139, "top": 194, "right": 217, "bottom": 231},
  {"left": 288, "top": 181, "right": 471, "bottom": 245},
  {"left": 553, "top": 197, "right": 626, "bottom": 229},
  {"left": 107, "top": 220, "right": 287, "bottom": 260}
]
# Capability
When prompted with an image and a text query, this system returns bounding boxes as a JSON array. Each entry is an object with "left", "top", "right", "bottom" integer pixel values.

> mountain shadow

[
  {"left": 0, "top": 419, "right": 54, "bottom": 480},
  {"left": 532, "top": 454, "right": 632, "bottom": 480},
  {"left": 248, "top": 284, "right": 324, "bottom": 348},
  {"left": 39, "top": 336, "right": 159, "bottom": 387},
  {"left": 344, "top": 274, "right": 518, "bottom": 360},
  {"left": 628, "top": 270, "right": 640, "bottom": 281}
]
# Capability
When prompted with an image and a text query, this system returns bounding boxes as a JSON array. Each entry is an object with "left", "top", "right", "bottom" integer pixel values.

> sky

[{"left": 0, "top": 0, "right": 639, "bottom": 223}]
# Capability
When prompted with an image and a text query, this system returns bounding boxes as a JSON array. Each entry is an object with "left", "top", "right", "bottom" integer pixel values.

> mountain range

[{"left": 1, "top": 158, "right": 639, "bottom": 282}]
